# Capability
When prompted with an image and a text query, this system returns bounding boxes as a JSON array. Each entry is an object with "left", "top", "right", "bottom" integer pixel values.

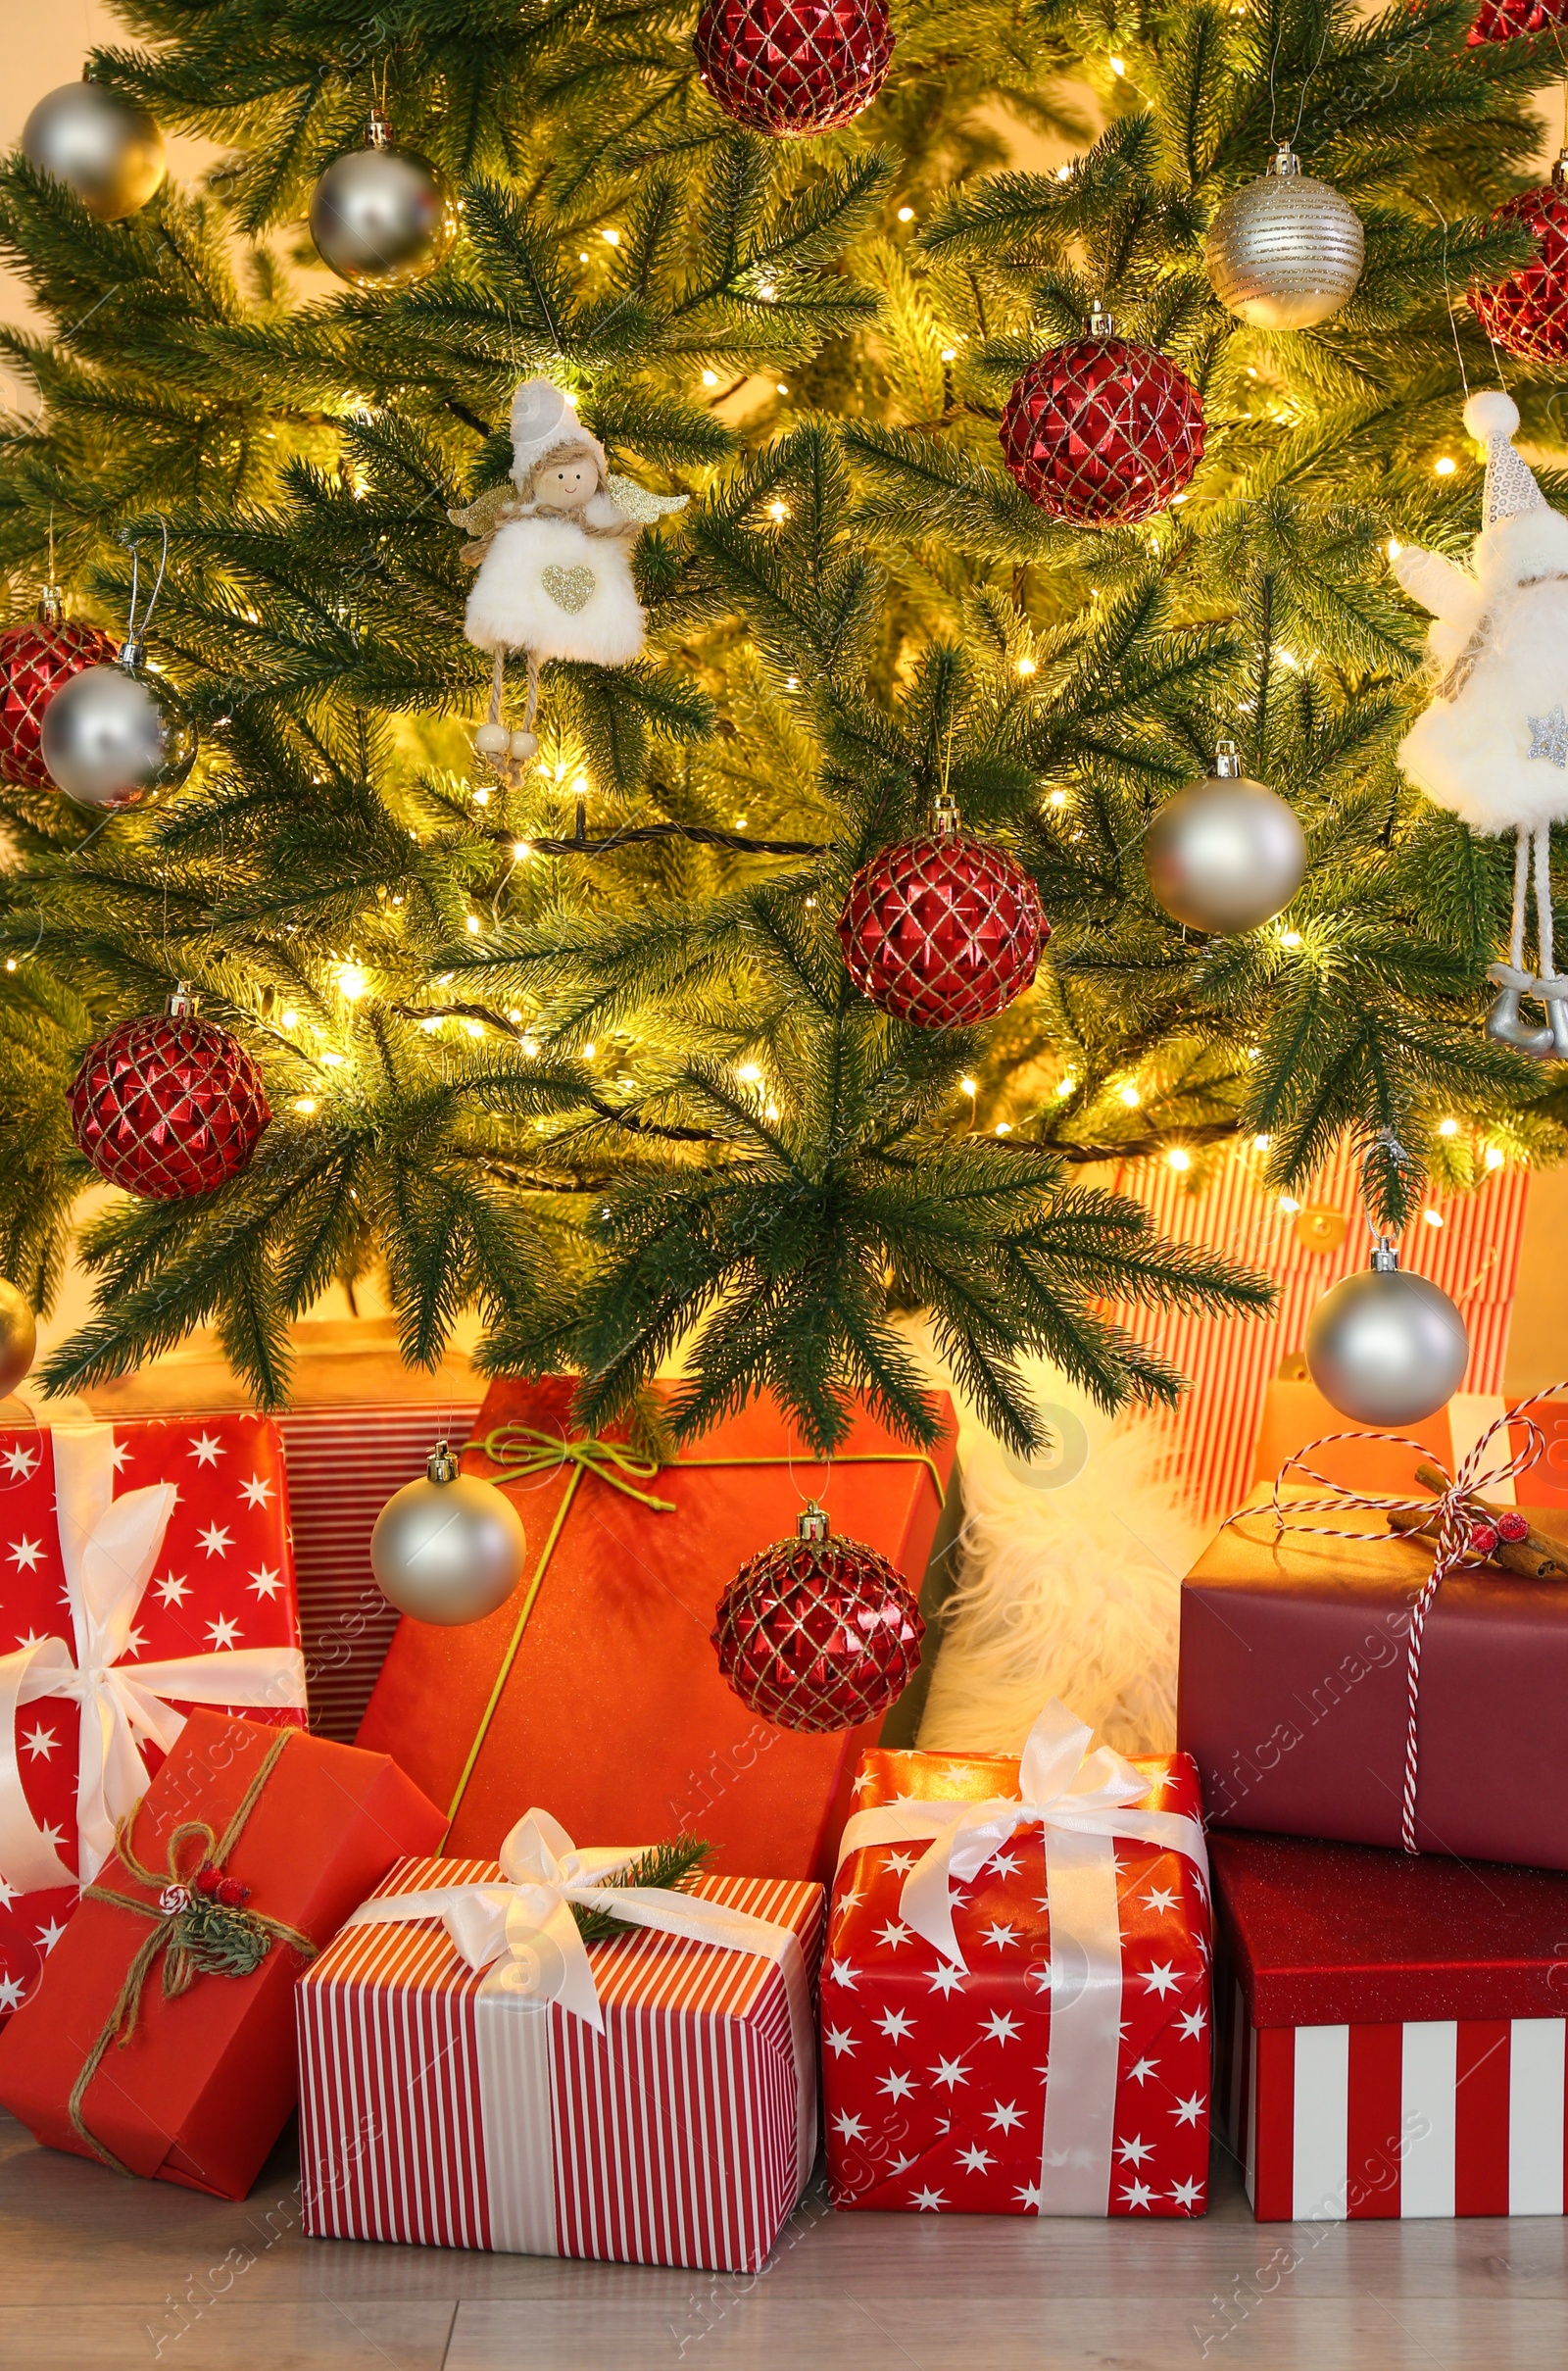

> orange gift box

[{"left": 356, "top": 1376, "right": 958, "bottom": 1883}]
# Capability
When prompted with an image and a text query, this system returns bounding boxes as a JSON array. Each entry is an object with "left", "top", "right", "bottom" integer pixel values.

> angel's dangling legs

[
  {"left": 1532, "top": 822, "right": 1568, "bottom": 1058},
  {"left": 1487, "top": 828, "right": 1554, "bottom": 1053}
]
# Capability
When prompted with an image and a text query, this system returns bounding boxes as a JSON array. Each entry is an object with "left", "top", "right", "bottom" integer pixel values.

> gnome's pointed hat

[
  {"left": 1464, "top": 389, "right": 1546, "bottom": 528},
  {"left": 509, "top": 378, "right": 608, "bottom": 485}
]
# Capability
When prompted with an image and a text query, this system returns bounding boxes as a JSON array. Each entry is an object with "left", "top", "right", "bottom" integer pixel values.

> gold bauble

[
  {"left": 0, "top": 1280, "right": 37, "bottom": 1399},
  {"left": 20, "top": 79, "right": 166, "bottom": 224},
  {"left": 309, "top": 109, "right": 458, "bottom": 290},
  {"left": 1205, "top": 143, "right": 1364, "bottom": 330}
]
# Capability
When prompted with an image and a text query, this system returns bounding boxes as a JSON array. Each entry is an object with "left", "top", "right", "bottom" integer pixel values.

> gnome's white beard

[
  {"left": 1400, "top": 561, "right": 1568, "bottom": 836},
  {"left": 465, "top": 514, "right": 646, "bottom": 667}
]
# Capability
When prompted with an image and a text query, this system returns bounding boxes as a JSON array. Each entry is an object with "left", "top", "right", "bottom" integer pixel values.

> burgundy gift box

[
  {"left": 1213, "top": 1830, "right": 1568, "bottom": 2220},
  {"left": 1178, "top": 1501, "right": 1568, "bottom": 1870}
]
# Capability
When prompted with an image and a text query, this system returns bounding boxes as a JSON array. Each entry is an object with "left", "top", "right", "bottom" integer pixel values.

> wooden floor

[{"left": 3, "top": 2109, "right": 1565, "bottom": 2369}]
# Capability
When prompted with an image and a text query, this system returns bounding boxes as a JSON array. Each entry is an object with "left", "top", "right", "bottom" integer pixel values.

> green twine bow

[
  {"left": 480, "top": 1421, "right": 676, "bottom": 1512},
  {"left": 68, "top": 1726, "right": 316, "bottom": 2177}
]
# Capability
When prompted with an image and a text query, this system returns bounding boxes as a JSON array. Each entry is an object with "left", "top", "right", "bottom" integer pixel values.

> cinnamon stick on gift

[{"left": 1383, "top": 1461, "right": 1565, "bottom": 1578}]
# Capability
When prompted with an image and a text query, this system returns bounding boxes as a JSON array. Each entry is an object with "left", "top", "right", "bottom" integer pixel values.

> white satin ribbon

[
  {"left": 346, "top": 1805, "right": 817, "bottom": 2254},
  {"left": 835, "top": 1699, "right": 1209, "bottom": 2216},
  {"left": 0, "top": 1424, "right": 308, "bottom": 1893}
]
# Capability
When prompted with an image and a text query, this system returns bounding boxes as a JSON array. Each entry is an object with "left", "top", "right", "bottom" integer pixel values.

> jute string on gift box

[
  {"left": 68, "top": 1726, "right": 316, "bottom": 2174},
  {"left": 441, "top": 1422, "right": 949, "bottom": 1834},
  {"left": 1239, "top": 1382, "right": 1568, "bottom": 1853}
]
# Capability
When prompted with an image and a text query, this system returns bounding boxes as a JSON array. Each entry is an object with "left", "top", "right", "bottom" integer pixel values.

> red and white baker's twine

[{"left": 1241, "top": 1385, "right": 1568, "bottom": 1854}]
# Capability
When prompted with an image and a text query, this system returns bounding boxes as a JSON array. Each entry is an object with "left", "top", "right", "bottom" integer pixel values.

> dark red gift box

[
  {"left": 356, "top": 1376, "right": 958, "bottom": 1883},
  {"left": 0, "top": 1709, "right": 443, "bottom": 2198},
  {"left": 1178, "top": 1502, "right": 1568, "bottom": 1870},
  {"left": 1213, "top": 1830, "right": 1568, "bottom": 2219}
]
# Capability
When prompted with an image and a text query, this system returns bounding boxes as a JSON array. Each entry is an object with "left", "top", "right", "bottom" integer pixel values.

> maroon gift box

[
  {"left": 1178, "top": 1501, "right": 1568, "bottom": 1870},
  {"left": 1213, "top": 1830, "right": 1568, "bottom": 2219}
]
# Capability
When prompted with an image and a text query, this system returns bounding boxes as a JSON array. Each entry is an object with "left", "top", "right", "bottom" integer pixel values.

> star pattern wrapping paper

[
  {"left": 0, "top": 1416, "right": 304, "bottom": 2019},
  {"left": 821, "top": 1748, "right": 1212, "bottom": 2216}
]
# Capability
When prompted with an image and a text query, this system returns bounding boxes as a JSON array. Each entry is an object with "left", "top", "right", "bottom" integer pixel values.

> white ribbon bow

[
  {"left": 834, "top": 1700, "right": 1210, "bottom": 2217},
  {"left": 838, "top": 1698, "right": 1209, "bottom": 1966},
  {"left": 0, "top": 1425, "right": 308, "bottom": 1892}
]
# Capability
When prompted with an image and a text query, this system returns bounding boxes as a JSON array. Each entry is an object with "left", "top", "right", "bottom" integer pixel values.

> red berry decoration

[
  {"left": 1000, "top": 306, "right": 1204, "bottom": 528},
  {"left": 216, "top": 1875, "right": 250, "bottom": 1908},
  {"left": 195, "top": 1865, "right": 222, "bottom": 1896},
  {"left": 712, "top": 1501, "right": 924, "bottom": 1732},
  {"left": 0, "top": 590, "right": 117, "bottom": 789},
  {"left": 693, "top": 0, "right": 893, "bottom": 137},
  {"left": 68, "top": 982, "right": 270, "bottom": 1201},
  {"left": 1469, "top": 0, "right": 1568, "bottom": 39},
  {"left": 1496, "top": 1508, "right": 1531, "bottom": 1542},
  {"left": 839, "top": 794, "right": 1047, "bottom": 1030},
  {"left": 1469, "top": 157, "right": 1568, "bottom": 364},
  {"left": 1466, "top": 1520, "right": 1500, "bottom": 1558}
]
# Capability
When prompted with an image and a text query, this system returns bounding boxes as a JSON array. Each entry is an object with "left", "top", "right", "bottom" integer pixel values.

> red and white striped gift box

[
  {"left": 296, "top": 1858, "right": 824, "bottom": 2272},
  {"left": 1214, "top": 1830, "right": 1568, "bottom": 2220}
]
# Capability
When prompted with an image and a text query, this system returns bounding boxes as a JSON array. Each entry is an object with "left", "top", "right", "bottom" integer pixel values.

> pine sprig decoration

[{"left": 570, "top": 1835, "right": 715, "bottom": 1943}]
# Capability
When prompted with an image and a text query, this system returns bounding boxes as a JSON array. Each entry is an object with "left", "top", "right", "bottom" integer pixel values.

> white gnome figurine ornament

[
  {"left": 1392, "top": 389, "right": 1568, "bottom": 1058},
  {"left": 449, "top": 378, "right": 687, "bottom": 784}
]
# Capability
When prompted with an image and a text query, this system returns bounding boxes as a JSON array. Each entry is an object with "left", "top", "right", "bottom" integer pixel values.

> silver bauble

[
  {"left": 309, "top": 110, "right": 458, "bottom": 289},
  {"left": 0, "top": 1280, "right": 36, "bottom": 1399},
  {"left": 1205, "top": 142, "right": 1364, "bottom": 331},
  {"left": 1145, "top": 740, "right": 1307, "bottom": 934},
  {"left": 370, "top": 1443, "right": 527, "bottom": 1625},
  {"left": 1305, "top": 1247, "right": 1470, "bottom": 1427},
  {"left": 21, "top": 79, "right": 166, "bottom": 223},
  {"left": 41, "top": 652, "right": 196, "bottom": 810}
]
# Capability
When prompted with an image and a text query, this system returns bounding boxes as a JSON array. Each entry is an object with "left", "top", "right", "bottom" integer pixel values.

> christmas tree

[{"left": 1, "top": 0, "right": 1561, "bottom": 1452}]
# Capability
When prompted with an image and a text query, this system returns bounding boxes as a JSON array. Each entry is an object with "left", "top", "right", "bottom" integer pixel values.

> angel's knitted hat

[
  {"left": 509, "top": 378, "right": 607, "bottom": 483},
  {"left": 1465, "top": 389, "right": 1546, "bottom": 528}
]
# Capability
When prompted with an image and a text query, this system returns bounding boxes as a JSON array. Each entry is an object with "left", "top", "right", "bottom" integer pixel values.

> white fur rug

[{"left": 901, "top": 1325, "right": 1208, "bottom": 1757}]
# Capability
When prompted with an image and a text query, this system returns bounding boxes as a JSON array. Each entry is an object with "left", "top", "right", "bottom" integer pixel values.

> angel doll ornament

[
  {"left": 1392, "top": 390, "right": 1568, "bottom": 1057},
  {"left": 449, "top": 379, "right": 687, "bottom": 783}
]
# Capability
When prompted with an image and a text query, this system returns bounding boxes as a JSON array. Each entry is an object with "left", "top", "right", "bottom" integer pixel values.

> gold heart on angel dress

[{"left": 541, "top": 563, "right": 595, "bottom": 614}]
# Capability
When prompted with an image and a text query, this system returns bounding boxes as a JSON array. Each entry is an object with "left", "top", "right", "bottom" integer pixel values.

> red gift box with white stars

[
  {"left": 0, "top": 1415, "right": 306, "bottom": 2022},
  {"left": 821, "top": 1739, "right": 1212, "bottom": 2217}
]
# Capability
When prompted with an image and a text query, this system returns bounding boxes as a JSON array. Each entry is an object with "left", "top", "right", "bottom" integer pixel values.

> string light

[
  {"left": 1422, "top": 1208, "right": 1445, "bottom": 1228},
  {"left": 1016, "top": 656, "right": 1037, "bottom": 676},
  {"left": 584, "top": 1042, "right": 596, "bottom": 1060},
  {"left": 1434, "top": 456, "right": 1455, "bottom": 477},
  {"left": 1278, "top": 1194, "right": 1300, "bottom": 1213},
  {"left": 1438, "top": 1117, "right": 1458, "bottom": 1137},
  {"left": 702, "top": 370, "right": 718, "bottom": 387},
  {"left": 1166, "top": 1147, "right": 1191, "bottom": 1170},
  {"left": 1485, "top": 1146, "right": 1504, "bottom": 1169},
  {"left": 1252, "top": 1132, "right": 1271, "bottom": 1151},
  {"left": 472, "top": 786, "right": 490, "bottom": 807},
  {"left": 996, "top": 1121, "right": 1012, "bottom": 1136},
  {"left": 738, "top": 1062, "right": 763, "bottom": 1082},
  {"left": 1280, "top": 929, "right": 1303, "bottom": 949},
  {"left": 1048, "top": 788, "right": 1067, "bottom": 807},
  {"left": 320, "top": 1052, "right": 346, "bottom": 1068},
  {"left": 1119, "top": 1083, "right": 1141, "bottom": 1107},
  {"left": 466, "top": 914, "right": 480, "bottom": 934},
  {"left": 513, "top": 841, "right": 532, "bottom": 860},
  {"left": 1109, "top": 54, "right": 1126, "bottom": 74},
  {"left": 292, "top": 1097, "right": 318, "bottom": 1114},
  {"left": 940, "top": 346, "right": 957, "bottom": 361},
  {"left": 1055, "top": 1076, "right": 1075, "bottom": 1097},
  {"left": 601, "top": 226, "right": 620, "bottom": 245},
  {"left": 336, "top": 963, "right": 366, "bottom": 1000}
]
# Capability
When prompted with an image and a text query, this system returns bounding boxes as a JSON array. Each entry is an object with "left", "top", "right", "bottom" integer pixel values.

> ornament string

[
  {"left": 119, "top": 514, "right": 171, "bottom": 649},
  {"left": 1236, "top": 1383, "right": 1567, "bottom": 1854},
  {"left": 440, "top": 1429, "right": 948, "bottom": 1834},
  {"left": 67, "top": 1726, "right": 316, "bottom": 2174}
]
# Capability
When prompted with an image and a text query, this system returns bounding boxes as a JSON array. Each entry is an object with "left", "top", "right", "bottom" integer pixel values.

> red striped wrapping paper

[
  {"left": 1103, "top": 1140, "right": 1529, "bottom": 1520},
  {"left": 1222, "top": 1988, "right": 1568, "bottom": 2220},
  {"left": 296, "top": 1859, "right": 825, "bottom": 2271}
]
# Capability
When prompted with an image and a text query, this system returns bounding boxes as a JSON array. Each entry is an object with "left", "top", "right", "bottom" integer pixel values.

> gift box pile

[
  {"left": 821, "top": 1704, "right": 1214, "bottom": 2218},
  {"left": 0, "top": 1413, "right": 308, "bottom": 2020},
  {"left": 1179, "top": 1388, "right": 1568, "bottom": 2220}
]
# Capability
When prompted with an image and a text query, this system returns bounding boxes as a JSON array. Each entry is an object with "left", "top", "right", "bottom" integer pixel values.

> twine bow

[
  {"left": 479, "top": 1422, "right": 675, "bottom": 1511},
  {"left": 67, "top": 1727, "right": 315, "bottom": 2175},
  {"left": 1259, "top": 1382, "right": 1568, "bottom": 1853}
]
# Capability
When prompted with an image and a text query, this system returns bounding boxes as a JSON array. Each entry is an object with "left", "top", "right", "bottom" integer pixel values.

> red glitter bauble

[
  {"left": 68, "top": 988, "right": 271, "bottom": 1201},
  {"left": 693, "top": 0, "right": 893, "bottom": 137},
  {"left": 711, "top": 1503, "right": 924, "bottom": 1732},
  {"left": 1000, "top": 317, "right": 1204, "bottom": 528},
  {"left": 1469, "top": 167, "right": 1568, "bottom": 363},
  {"left": 0, "top": 596, "right": 118, "bottom": 789},
  {"left": 1469, "top": 0, "right": 1568, "bottom": 40},
  {"left": 839, "top": 802, "right": 1048, "bottom": 1030}
]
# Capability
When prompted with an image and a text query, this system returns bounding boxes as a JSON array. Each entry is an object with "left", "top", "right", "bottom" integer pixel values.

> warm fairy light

[
  {"left": 804, "top": 895, "right": 817, "bottom": 909},
  {"left": 960, "top": 1076, "right": 977, "bottom": 1097},
  {"left": 571, "top": 774, "right": 588, "bottom": 797},
  {"left": 472, "top": 786, "right": 490, "bottom": 807},
  {"left": 1388, "top": 538, "right": 1402, "bottom": 559},
  {"left": 996, "top": 1121, "right": 1012, "bottom": 1135},
  {"left": 1423, "top": 1208, "right": 1445, "bottom": 1228},
  {"left": 508, "top": 1009, "right": 522, "bottom": 1023},
  {"left": 319, "top": 1052, "right": 345, "bottom": 1067},
  {"left": 1016, "top": 656, "right": 1037, "bottom": 676},
  {"left": 601, "top": 227, "right": 620, "bottom": 245},
  {"left": 758, "top": 280, "right": 777, "bottom": 300},
  {"left": 1055, "top": 1076, "right": 1075, "bottom": 1097},
  {"left": 1119, "top": 1083, "right": 1141, "bottom": 1107},
  {"left": 940, "top": 346, "right": 957, "bottom": 361},
  {"left": 1165, "top": 1147, "right": 1191, "bottom": 1171},
  {"left": 522, "top": 1037, "right": 539, "bottom": 1058},
  {"left": 702, "top": 370, "right": 718, "bottom": 387},
  {"left": 768, "top": 500, "right": 788, "bottom": 521},
  {"left": 1438, "top": 1117, "right": 1458, "bottom": 1137},
  {"left": 1485, "top": 1146, "right": 1504, "bottom": 1169},
  {"left": 786, "top": 674, "right": 800, "bottom": 690},
  {"left": 1253, "top": 1132, "right": 1271, "bottom": 1151},
  {"left": 776, "top": 383, "right": 789, "bottom": 396},
  {"left": 763, "top": 1099, "right": 779, "bottom": 1119},
  {"left": 1279, "top": 1194, "right": 1300, "bottom": 1213},
  {"left": 1048, "top": 788, "right": 1067, "bottom": 807},
  {"left": 337, "top": 963, "right": 367, "bottom": 1000},
  {"left": 421, "top": 1016, "right": 440, "bottom": 1033},
  {"left": 1434, "top": 456, "right": 1456, "bottom": 476},
  {"left": 738, "top": 1062, "right": 763, "bottom": 1082},
  {"left": 1055, "top": 164, "right": 1072, "bottom": 181},
  {"left": 465, "top": 1018, "right": 484, "bottom": 1037},
  {"left": 735, "top": 814, "right": 748, "bottom": 826},
  {"left": 1280, "top": 929, "right": 1303, "bottom": 948},
  {"left": 466, "top": 915, "right": 480, "bottom": 934},
  {"left": 513, "top": 841, "right": 532, "bottom": 860},
  {"left": 1109, "top": 54, "right": 1126, "bottom": 74},
  {"left": 584, "top": 1042, "right": 596, "bottom": 1059},
  {"left": 897, "top": 206, "right": 915, "bottom": 222},
  {"left": 292, "top": 1098, "right": 318, "bottom": 1114},
  {"left": 554, "top": 762, "right": 568, "bottom": 783},
  {"left": 578, "top": 250, "right": 589, "bottom": 262}
]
